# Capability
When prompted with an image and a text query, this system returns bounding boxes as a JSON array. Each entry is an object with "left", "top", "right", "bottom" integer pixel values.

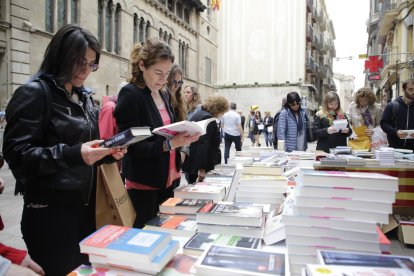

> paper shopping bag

[{"left": 96, "top": 163, "right": 136, "bottom": 228}]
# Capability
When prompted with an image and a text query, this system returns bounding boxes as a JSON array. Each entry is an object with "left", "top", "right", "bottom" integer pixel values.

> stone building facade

[{"left": 0, "top": 0, "right": 218, "bottom": 110}]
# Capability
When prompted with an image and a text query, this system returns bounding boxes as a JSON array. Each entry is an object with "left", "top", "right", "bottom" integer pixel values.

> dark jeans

[
  {"left": 21, "top": 203, "right": 95, "bottom": 275},
  {"left": 264, "top": 130, "right": 273, "bottom": 147},
  {"left": 128, "top": 185, "right": 175, "bottom": 229},
  {"left": 224, "top": 133, "right": 242, "bottom": 164}
]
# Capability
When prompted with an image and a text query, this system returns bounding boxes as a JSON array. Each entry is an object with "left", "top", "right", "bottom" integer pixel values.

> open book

[
  {"left": 400, "top": 129, "right": 414, "bottom": 139},
  {"left": 152, "top": 118, "right": 216, "bottom": 139},
  {"left": 99, "top": 127, "right": 152, "bottom": 148},
  {"left": 333, "top": 119, "right": 348, "bottom": 130}
]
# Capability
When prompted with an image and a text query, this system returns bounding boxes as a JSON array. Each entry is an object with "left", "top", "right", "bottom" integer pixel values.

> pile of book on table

[
  {"left": 195, "top": 201, "right": 266, "bottom": 238},
  {"left": 79, "top": 225, "right": 178, "bottom": 275},
  {"left": 236, "top": 164, "right": 287, "bottom": 205},
  {"left": 305, "top": 250, "right": 414, "bottom": 276},
  {"left": 282, "top": 169, "right": 398, "bottom": 275}
]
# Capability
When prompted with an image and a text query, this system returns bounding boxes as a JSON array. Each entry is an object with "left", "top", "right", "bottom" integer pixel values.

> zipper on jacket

[
  {"left": 54, "top": 80, "right": 94, "bottom": 205},
  {"left": 405, "top": 104, "right": 410, "bottom": 148}
]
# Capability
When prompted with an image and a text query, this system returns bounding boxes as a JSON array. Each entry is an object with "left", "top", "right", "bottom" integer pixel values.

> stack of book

[
  {"left": 195, "top": 202, "right": 265, "bottom": 238},
  {"left": 282, "top": 169, "right": 398, "bottom": 274},
  {"left": 195, "top": 245, "right": 286, "bottom": 276},
  {"left": 236, "top": 174, "right": 287, "bottom": 205},
  {"left": 144, "top": 214, "right": 198, "bottom": 237},
  {"left": 174, "top": 183, "right": 226, "bottom": 202},
  {"left": 79, "top": 225, "right": 178, "bottom": 274},
  {"left": 305, "top": 249, "right": 414, "bottom": 276},
  {"left": 183, "top": 232, "right": 261, "bottom": 256},
  {"left": 374, "top": 148, "right": 395, "bottom": 166}
]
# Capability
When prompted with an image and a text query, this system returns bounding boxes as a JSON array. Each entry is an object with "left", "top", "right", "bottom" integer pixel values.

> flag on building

[{"left": 211, "top": 0, "right": 221, "bottom": 11}]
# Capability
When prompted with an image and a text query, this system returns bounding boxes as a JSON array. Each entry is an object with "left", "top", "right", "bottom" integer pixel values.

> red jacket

[{"left": 0, "top": 215, "right": 27, "bottom": 264}]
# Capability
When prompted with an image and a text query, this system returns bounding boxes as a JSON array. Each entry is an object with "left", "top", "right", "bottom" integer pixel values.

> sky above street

[{"left": 325, "top": 0, "right": 370, "bottom": 90}]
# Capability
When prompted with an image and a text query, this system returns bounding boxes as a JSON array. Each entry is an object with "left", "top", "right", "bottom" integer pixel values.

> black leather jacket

[{"left": 3, "top": 74, "right": 100, "bottom": 205}]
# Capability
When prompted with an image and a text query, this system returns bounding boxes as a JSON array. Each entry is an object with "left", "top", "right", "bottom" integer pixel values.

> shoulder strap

[{"left": 35, "top": 79, "right": 52, "bottom": 132}]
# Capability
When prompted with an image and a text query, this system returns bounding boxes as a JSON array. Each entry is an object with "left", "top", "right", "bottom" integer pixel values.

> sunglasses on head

[{"left": 173, "top": 80, "right": 184, "bottom": 86}]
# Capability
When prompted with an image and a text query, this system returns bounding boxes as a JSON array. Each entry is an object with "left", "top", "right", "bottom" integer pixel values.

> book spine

[{"left": 101, "top": 129, "right": 132, "bottom": 147}]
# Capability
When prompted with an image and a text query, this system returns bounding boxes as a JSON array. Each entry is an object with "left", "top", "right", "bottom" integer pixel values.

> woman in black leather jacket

[{"left": 3, "top": 24, "right": 125, "bottom": 275}]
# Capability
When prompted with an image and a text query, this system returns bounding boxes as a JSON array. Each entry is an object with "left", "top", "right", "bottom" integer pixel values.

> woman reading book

[
  {"left": 2, "top": 24, "right": 126, "bottom": 275},
  {"left": 312, "top": 91, "right": 352, "bottom": 153},
  {"left": 114, "top": 38, "right": 199, "bottom": 229},
  {"left": 182, "top": 94, "right": 229, "bottom": 183}
]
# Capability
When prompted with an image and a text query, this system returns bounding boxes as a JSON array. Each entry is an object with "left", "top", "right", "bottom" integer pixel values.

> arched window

[
  {"left": 71, "top": 0, "right": 78, "bottom": 23},
  {"left": 98, "top": 0, "right": 103, "bottom": 43},
  {"left": 145, "top": 21, "right": 151, "bottom": 39},
  {"left": 159, "top": 28, "right": 163, "bottom": 40},
  {"left": 133, "top": 14, "right": 138, "bottom": 44},
  {"left": 46, "top": 0, "right": 78, "bottom": 33},
  {"left": 57, "top": 0, "right": 67, "bottom": 30},
  {"left": 139, "top": 18, "right": 145, "bottom": 43},
  {"left": 105, "top": 1, "right": 112, "bottom": 51},
  {"left": 45, "top": 0, "right": 54, "bottom": 32},
  {"left": 168, "top": 34, "right": 172, "bottom": 46},
  {"left": 114, "top": 3, "right": 121, "bottom": 54}
]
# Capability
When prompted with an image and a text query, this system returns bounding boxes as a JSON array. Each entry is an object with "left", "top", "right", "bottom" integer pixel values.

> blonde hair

[
  {"left": 165, "top": 64, "right": 185, "bottom": 121},
  {"left": 184, "top": 86, "right": 202, "bottom": 114},
  {"left": 202, "top": 94, "right": 229, "bottom": 117},
  {"left": 317, "top": 91, "right": 344, "bottom": 116},
  {"left": 128, "top": 38, "right": 174, "bottom": 88}
]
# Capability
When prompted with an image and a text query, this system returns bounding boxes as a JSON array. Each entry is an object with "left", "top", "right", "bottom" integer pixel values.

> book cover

[
  {"left": 160, "top": 254, "right": 197, "bottom": 275},
  {"left": 152, "top": 118, "right": 216, "bottom": 139},
  {"left": 197, "top": 222, "right": 265, "bottom": 239},
  {"left": 68, "top": 264, "right": 139, "bottom": 276},
  {"left": 89, "top": 240, "right": 179, "bottom": 274},
  {"left": 144, "top": 214, "right": 197, "bottom": 237},
  {"left": 79, "top": 225, "right": 171, "bottom": 263},
  {"left": 159, "top": 198, "right": 212, "bottom": 214},
  {"left": 306, "top": 264, "right": 413, "bottom": 276},
  {"left": 196, "top": 202, "right": 263, "bottom": 227},
  {"left": 99, "top": 127, "right": 152, "bottom": 148},
  {"left": 183, "top": 232, "right": 261, "bottom": 256},
  {"left": 174, "top": 184, "right": 225, "bottom": 202},
  {"left": 318, "top": 250, "right": 414, "bottom": 272},
  {"left": 196, "top": 245, "right": 285, "bottom": 276},
  {"left": 300, "top": 169, "right": 398, "bottom": 191}
]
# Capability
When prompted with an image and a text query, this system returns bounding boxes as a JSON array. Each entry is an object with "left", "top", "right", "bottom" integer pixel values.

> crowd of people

[{"left": 1, "top": 23, "right": 414, "bottom": 275}]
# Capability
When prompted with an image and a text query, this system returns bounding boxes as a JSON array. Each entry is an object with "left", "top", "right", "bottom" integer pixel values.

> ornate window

[{"left": 45, "top": 0, "right": 78, "bottom": 33}]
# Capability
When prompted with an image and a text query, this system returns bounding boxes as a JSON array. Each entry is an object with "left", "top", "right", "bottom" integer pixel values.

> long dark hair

[
  {"left": 39, "top": 24, "right": 101, "bottom": 84},
  {"left": 284, "top": 91, "right": 302, "bottom": 110},
  {"left": 166, "top": 64, "right": 185, "bottom": 121}
]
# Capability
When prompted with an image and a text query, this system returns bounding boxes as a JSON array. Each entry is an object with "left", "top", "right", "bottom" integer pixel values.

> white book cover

[
  {"left": 306, "top": 264, "right": 413, "bottom": 276},
  {"left": 152, "top": 118, "right": 216, "bottom": 139},
  {"left": 333, "top": 119, "right": 348, "bottom": 130}
]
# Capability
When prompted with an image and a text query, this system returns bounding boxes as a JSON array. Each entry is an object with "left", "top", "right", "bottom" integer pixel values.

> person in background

[
  {"left": 253, "top": 110, "right": 263, "bottom": 147},
  {"left": 114, "top": 38, "right": 199, "bottom": 229},
  {"left": 263, "top": 111, "right": 274, "bottom": 147},
  {"left": 183, "top": 86, "right": 202, "bottom": 120},
  {"left": 165, "top": 64, "right": 186, "bottom": 122},
  {"left": 347, "top": 87, "right": 382, "bottom": 150},
  {"left": 381, "top": 78, "right": 414, "bottom": 150},
  {"left": 273, "top": 97, "right": 287, "bottom": 149},
  {"left": 312, "top": 91, "right": 352, "bottom": 153},
  {"left": 277, "top": 92, "right": 308, "bottom": 152},
  {"left": 183, "top": 95, "right": 229, "bottom": 183},
  {"left": 3, "top": 24, "right": 125, "bottom": 275},
  {"left": 221, "top": 102, "right": 243, "bottom": 164},
  {"left": 247, "top": 110, "right": 256, "bottom": 146},
  {"left": 238, "top": 110, "right": 245, "bottom": 133}
]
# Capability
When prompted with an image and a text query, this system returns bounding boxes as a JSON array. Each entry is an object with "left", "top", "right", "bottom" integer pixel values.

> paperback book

[
  {"left": 152, "top": 118, "right": 216, "bottom": 139},
  {"left": 144, "top": 214, "right": 197, "bottom": 237},
  {"left": 196, "top": 245, "right": 286, "bottom": 276},
  {"left": 88, "top": 240, "right": 179, "bottom": 274},
  {"left": 99, "top": 127, "right": 152, "bottom": 148},
  {"left": 174, "top": 184, "right": 225, "bottom": 202},
  {"left": 196, "top": 202, "right": 264, "bottom": 227},
  {"left": 159, "top": 198, "right": 212, "bottom": 215},
  {"left": 79, "top": 225, "right": 171, "bottom": 263},
  {"left": 183, "top": 232, "right": 261, "bottom": 256}
]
